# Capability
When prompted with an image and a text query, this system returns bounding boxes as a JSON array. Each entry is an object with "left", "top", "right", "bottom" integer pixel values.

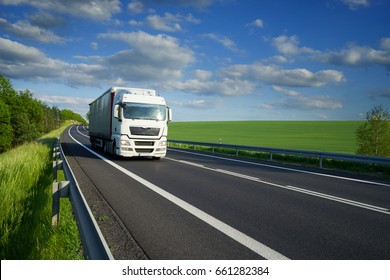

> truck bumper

[{"left": 116, "top": 138, "right": 167, "bottom": 158}]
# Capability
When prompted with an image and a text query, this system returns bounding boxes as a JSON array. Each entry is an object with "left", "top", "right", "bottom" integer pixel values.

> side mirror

[
  {"left": 114, "top": 104, "right": 119, "bottom": 118},
  {"left": 167, "top": 107, "right": 172, "bottom": 122},
  {"left": 114, "top": 104, "right": 122, "bottom": 122}
]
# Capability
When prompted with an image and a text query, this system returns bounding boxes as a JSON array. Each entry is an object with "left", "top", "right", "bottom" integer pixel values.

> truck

[{"left": 89, "top": 87, "right": 172, "bottom": 159}]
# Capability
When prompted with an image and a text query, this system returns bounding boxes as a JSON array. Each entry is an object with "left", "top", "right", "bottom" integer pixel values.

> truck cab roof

[{"left": 111, "top": 87, "right": 157, "bottom": 96}]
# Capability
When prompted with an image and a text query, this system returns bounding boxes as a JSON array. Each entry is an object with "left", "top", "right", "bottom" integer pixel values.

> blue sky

[{"left": 0, "top": 0, "right": 389, "bottom": 121}]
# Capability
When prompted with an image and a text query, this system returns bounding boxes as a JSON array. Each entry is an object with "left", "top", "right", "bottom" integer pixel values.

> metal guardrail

[
  {"left": 168, "top": 140, "right": 390, "bottom": 168},
  {"left": 52, "top": 138, "right": 114, "bottom": 260}
]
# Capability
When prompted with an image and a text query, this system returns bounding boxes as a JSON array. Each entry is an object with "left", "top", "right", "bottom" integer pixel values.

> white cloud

[
  {"left": 257, "top": 95, "right": 342, "bottom": 112},
  {"left": 0, "top": 0, "right": 121, "bottom": 20},
  {"left": 194, "top": 69, "right": 213, "bottom": 81},
  {"left": 263, "top": 55, "right": 289, "bottom": 64},
  {"left": 128, "top": 19, "right": 143, "bottom": 26},
  {"left": 0, "top": 37, "right": 107, "bottom": 86},
  {"left": 203, "top": 33, "right": 241, "bottom": 53},
  {"left": 36, "top": 94, "right": 93, "bottom": 117},
  {"left": 36, "top": 94, "right": 93, "bottom": 106},
  {"left": 315, "top": 43, "right": 390, "bottom": 68},
  {"left": 270, "top": 36, "right": 390, "bottom": 71},
  {"left": 282, "top": 95, "right": 343, "bottom": 110},
  {"left": 341, "top": 0, "right": 370, "bottom": 10},
  {"left": 380, "top": 37, "right": 390, "bottom": 50},
  {"left": 0, "top": 31, "right": 197, "bottom": 87},
  {"left": 257, "top": 103, "right": 274, "bottom": 110},
  {"left": 128, "top": 1, "right": 146, "bottom": 14},
  {"left": 145, "top": 13, "right": 200, "bottom": 32},
  {"left": 247, "top": 19, "right": 264, "bottom": 28},
  {"left": 97, "top": 31, "right": 195, "bottom": 81},
  {"left": 172, "top": 99, "right": 208, "bottom": 109},
  {"left": 146, "top": 14, "right": 182, "bottom": 32},
  {"left": 138, "top": 0, "right": 215, "bottom": 10},
  {"left": 91, "top": 42, "right": 98, "bottom": 50},
  {"left": 221, "top": 63, "right": 345, "bottom": 87},
  {"left": 164, "top": 76, "right": 256, "bottom": 96},
  {"left": 28, "top": 12, "right": 65, "bottom": 29},
  {"left": 0, "top": 17, "right": 67, "bottom": 43},
  {"left": 272, "top": 85, "right": 299, "bottom": 96},
  {"left": 271, "top": 35, "right": 314, "bottom": 56}
]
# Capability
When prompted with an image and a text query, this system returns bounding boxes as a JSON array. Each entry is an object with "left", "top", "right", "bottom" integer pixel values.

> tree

[
  {"left": 356, "top": 105, "right": 390, "bottom": 157},
  {"left": 0, "top": 74, "right": 87, "bottom": 152},
  {"left": 0, "top": 99, "right": 12, "bottom": 152},
  {"left": 60, "top": 109, "right": 87, "bottom": 125}
]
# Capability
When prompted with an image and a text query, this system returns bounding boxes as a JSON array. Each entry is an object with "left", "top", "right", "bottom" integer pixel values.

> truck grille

[
  {"left": 130, "top": 127, "right": 160, "bottom": 136},
  {"left": 135, "top": 148, "right": 154, "bottom": 153},
  {"left": 134, "top": 141, "right": 154, "bottom": 146}
]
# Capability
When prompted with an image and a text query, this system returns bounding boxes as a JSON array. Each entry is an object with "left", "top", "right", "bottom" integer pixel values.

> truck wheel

[
  {"left": 103, "top": 140, "right": 108, "bottom": 153},
  {"left": 112, "top": 141, "right": 116, "bottom": 155},
  {"left": 90, "top": 137, "right": 96, "bottom": 149}
]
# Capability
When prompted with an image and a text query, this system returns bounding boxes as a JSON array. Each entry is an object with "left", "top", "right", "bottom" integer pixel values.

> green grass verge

[
  {"left": 0, "top": 122, "right": 83, "bottom": 259},
  {"left": 169, "top": 121, "right": 364, "bottom": 154}
]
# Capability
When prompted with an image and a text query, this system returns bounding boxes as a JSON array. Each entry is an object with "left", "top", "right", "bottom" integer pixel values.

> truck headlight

[
  {"left": 158, "top": 141, "right": 167, "bottom": 146},
  {"left": 121, "top": 140, "right": 131, "bottom": 146}
]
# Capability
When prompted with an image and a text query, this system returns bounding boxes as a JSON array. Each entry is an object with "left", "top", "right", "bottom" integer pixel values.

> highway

[{"left": 61, "top": 125, "right": 390, "bottom": 260}]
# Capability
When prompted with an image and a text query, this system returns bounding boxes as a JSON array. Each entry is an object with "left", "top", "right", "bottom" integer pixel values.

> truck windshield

[{"left": 123, "top": 103, "right": 166, "bottom": 121}]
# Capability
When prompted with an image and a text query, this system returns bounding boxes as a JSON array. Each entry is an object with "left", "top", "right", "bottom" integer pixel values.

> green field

[{"left": 169, "top": 121, "right": 364, "bottom": 154}]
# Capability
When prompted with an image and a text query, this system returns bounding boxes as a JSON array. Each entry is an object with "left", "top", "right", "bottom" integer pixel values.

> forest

[{"left": 0, "top": 75, "right": 86, "bottom": 153}]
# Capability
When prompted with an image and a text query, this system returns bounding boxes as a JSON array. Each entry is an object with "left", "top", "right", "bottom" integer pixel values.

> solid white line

[
  {"left": 169, "top": 148, "right": 390, "bottom": 188},
  {"left": 76, "top": 125, "right": 90, "bottom": 138},
  {"left": 179, "top": 160, "right": 205, "bottom": 168},
  {"left": 215, "top": 169, "right": 260, "bottom": 181},
  {"left": 284, "top": 185, "right": 389, "bottom": 212},
  {"left": 68, "top": 126, "right": 289, "bottom": 260},
  {"left": 166, "top": 157, "right": 390, "bottom": 215}
]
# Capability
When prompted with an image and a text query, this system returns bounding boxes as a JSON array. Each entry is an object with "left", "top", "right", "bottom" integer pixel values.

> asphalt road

[{"left": 61, "top": 125, "right": 390, "bottom": 260}]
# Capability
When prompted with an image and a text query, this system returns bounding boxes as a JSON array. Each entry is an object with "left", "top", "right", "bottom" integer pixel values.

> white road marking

[
  {"left": 179, "top": 160, "right": 205, "bottom": 168},
  {"left": 76, "top": 125, "right": 90, "bottom": 138},
  {"left": 285, "top": 185, "right": 389, "bottom": 212},
  {"left": 166, "top": 157, "right": 390, "bottom": 215},
  {"left": 215, "top": 169, "right": 260, "bottom": 181},
  {"left": 68, "top": 126, "right": 289, "bottom": 260},
  {"left": 169, "top": 149, "right": 390, "bottom": 188}
]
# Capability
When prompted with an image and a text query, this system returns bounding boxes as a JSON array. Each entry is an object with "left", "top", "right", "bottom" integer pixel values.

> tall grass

[{"left": 0, "top": 122, "right": 83, "bottom": 259}]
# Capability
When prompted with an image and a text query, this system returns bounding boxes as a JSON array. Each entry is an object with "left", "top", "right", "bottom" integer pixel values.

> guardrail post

[
  {"left": 270, "top": 152, "right": 273, "bottom": 161},
  {"left": 53, "top": 159, "right": 63, "bottom": 182},
  {"left": 52, "top": 181, "right": 70, "bottom": 226},
  {"left": 53, "top": 147, "right": 60, "bottom": 161},
  {"left": 52, "top": 136, "right": 70, "bottom": 226},
  {"left": 319, "top": 157, "right": 323, "bottom": 169}
]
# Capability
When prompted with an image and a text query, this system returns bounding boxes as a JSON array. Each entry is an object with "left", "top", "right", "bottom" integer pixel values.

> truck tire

[
  {"left": 103, "top": 140, "right": 108, "bottom": 153},
  {"left": 112, "top": 141, "right": 116, "bottom": 155},
  {"left": 90, "top": 137, "right": 96, "bottom": 149}
]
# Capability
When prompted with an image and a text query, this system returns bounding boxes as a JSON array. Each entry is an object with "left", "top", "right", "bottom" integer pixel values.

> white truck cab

[{"left": 89, "top": 87, "right": 172, "bottom": 158}]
